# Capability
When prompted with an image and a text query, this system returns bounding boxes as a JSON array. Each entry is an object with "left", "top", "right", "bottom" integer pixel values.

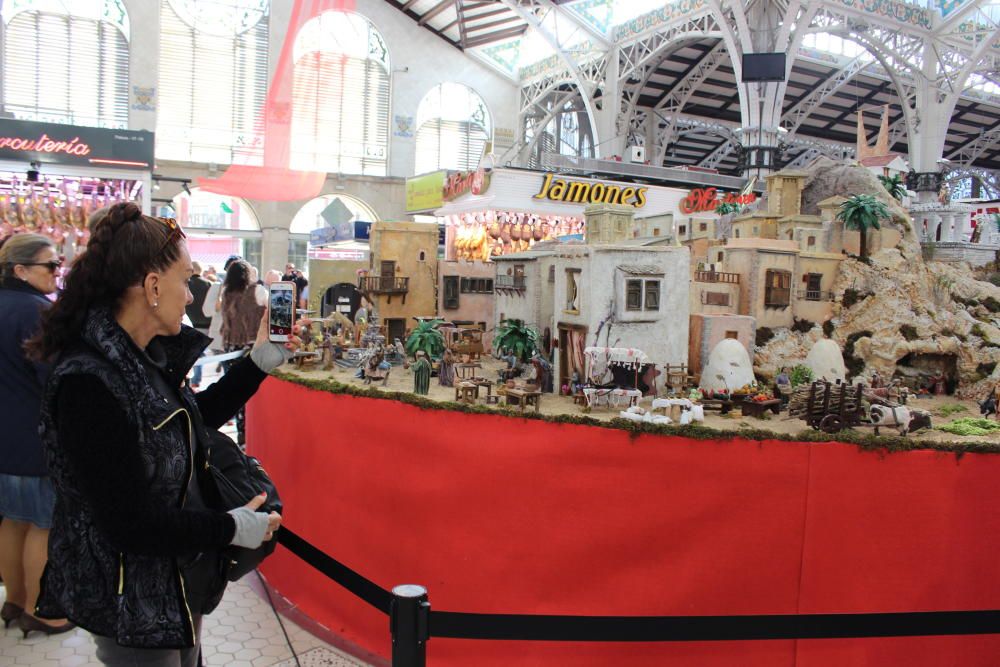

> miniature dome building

[
  {"left": 806, "top": 339, "right": 847, "bottom": 383},
  {"left": 699, "top": 339, "right": 755, "bottom": 392}
]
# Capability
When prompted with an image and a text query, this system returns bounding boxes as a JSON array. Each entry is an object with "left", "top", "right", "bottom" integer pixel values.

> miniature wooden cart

[{"left": 788, "top": 381, "right": 868, "bottom": 433}]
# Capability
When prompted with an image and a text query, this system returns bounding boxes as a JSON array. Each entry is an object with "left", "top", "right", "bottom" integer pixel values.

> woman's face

[
  {"left": 151, "top": 242, "right": 194, "bottom": 336},
  {"left": 17, "top": 245, "right": 60, "bottom": 295}
]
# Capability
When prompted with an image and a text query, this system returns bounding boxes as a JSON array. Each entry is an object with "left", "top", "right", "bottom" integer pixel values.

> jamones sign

[{"left": 679, "top": 187, "right": 757, "bottom": 214}]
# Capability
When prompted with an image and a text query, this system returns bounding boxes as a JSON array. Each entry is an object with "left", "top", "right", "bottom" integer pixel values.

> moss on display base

[{"left": 271, "top": 371, "right": 1000, "bottom": 457}]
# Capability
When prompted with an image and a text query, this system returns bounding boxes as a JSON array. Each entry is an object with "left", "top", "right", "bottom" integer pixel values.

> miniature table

[
  {"left": 652, "top": 398, "right": 693, "bottom": 422},
  {"left": 456, "top": 363, "right": 483, "bottom": 381},
  {"left": 740, "top": 398, "right": 781, "bottom": 418},
  {"left": 470, "top": 378, "right": 494, "bottom": 403},
  {"left": 583, "top": 388, "right": 643, "bottom": 410},
  {"left": 505, "top": 388, "right": 541, "bottom": 413},
  {"left": 455, "top": 382, "right": 478, "bottom": 403}
]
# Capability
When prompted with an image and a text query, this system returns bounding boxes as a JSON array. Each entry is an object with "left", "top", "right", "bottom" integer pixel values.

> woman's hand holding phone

[{"left": 250, "top": 305, "right": 305, "bottom": 373}]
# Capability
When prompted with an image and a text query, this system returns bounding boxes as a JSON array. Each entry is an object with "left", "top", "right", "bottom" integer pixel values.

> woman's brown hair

[{"left": 26, "top": 202, "right": 185, "bottom": 361}]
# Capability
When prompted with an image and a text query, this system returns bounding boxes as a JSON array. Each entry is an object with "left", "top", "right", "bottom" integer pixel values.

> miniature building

[
  {"left": 690, "top": 267, "right": 741, "bottom": 315},
  {"left": 688, "top": 314, "right": 756, "bottom": 379},
  {"left": 361, "top": 221, "right": 439, "bottom": 343},
  {"left": 551, "top": 243, "right": 690, "bottom": 392},
  {"left": 309, "top": 257, "right": 367, "bottom": 318},
  {"left": 723, "top": 239, "right": 801, "bottom": 329},
  {"left": 491, "top": 247, "right": 557, "bottom": 354},
  {"left": 438, "top": 260, "right": 496, "bottom": 348},
  {"left": 585, "top": 203, "right": 636, "bottom": 245}
]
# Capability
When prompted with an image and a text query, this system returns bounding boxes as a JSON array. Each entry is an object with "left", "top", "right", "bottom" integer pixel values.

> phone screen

[{"left": 269, "top": 283, "right": 295, "bottom": 338}]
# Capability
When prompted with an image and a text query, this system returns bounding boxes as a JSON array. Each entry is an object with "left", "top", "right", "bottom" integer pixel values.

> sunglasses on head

[
  {"left": 155, "top": 217, "right": 187, "bottom": 255},
  {"left": 21, "top": 259, "right": 62, "bottom": 272}
]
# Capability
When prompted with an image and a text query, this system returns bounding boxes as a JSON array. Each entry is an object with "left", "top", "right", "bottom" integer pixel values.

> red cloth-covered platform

[{"left": 248, "top": 377, "right": 1000, "bottom": 666}]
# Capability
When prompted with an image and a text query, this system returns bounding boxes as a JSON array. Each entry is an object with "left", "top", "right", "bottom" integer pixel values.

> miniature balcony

[
  {"left": 358, "top": 275, "right": 409, "bottom": 303},
  {"left": 495, "top": 275, "right": 526, "bottom": 292},
  {"left": 694, "top": 270, "right": 740, "bottom": 284}
]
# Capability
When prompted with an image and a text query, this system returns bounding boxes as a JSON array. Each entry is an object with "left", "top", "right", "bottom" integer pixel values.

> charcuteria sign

[{"left": 0, "top": 134, "right": 91, "bottom": 156}]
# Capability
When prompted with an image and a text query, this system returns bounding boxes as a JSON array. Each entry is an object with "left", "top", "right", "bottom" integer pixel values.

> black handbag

[{"left": 205, "top": 430, "right": 282, "bottom": 581}]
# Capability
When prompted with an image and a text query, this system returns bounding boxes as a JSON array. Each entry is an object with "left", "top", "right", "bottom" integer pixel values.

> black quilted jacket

[{"left": 36, "top": 307, "right": 265, "bottom": 648}]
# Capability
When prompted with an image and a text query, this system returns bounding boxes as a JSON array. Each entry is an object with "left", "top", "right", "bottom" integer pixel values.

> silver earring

[{"left": 153, "top": 301, "right": 159, "bottom": 308}]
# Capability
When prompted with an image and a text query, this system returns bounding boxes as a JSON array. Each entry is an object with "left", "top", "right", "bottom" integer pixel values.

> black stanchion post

[{"left": 390, "top": 584, "right": 429, "bottom": 667}]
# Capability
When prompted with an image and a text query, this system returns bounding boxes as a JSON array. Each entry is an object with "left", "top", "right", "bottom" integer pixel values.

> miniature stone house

[
  {"left": 361, "top": 221, "right": 439, "bottom": 343},
  {"left": 439, "top": 260, "right": 497, "bottom": 349},
  {"left": 491, "top": 248, "right": 557, "bottom": 354},
  {"left": 722, "top": 239, "right": 800, "bottom": 329},
  {"left": 551, "top": 244, "right": 690, "bottom": 392}
]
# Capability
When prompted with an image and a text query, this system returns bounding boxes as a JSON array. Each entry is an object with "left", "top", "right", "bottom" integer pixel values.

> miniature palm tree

[
  {"left": 405, "top": 319, "right": 445, "bottom": 360},
  {"left": 837, "top": 194, "right": 890, "bottom": 261},
  {"left": 493, "top": 319, "right": 540, "bottom": 362},
  {"left": 877, "top": 174, "right": 906, "bottom": 202}
]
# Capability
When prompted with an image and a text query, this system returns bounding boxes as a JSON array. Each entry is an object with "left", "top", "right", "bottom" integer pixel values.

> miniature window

[
  {"left": 734, "top": 229, "right": 740, "bottom": 238},
  {"left": 548, "top": 265, "right": 555, "bottom": 283},
  {"left": 679, "top": 225, "right": 687, "bottom": 236},
  {"left": 725, "top": 330, "right": 738, "bottom": 339},
  {"left": 703, "top": 292, "right": 729, "bottom": 307},
  {"left": 807, "top": 236, "right": 816, "bottom": 247},
  {"left": 443, "top": 275, "right": 459, "bottom": 309},
  {"left": 644, "top": 280, "right": 660, "bottom": 311},
  {"left": 460, "top": 278, "right": 493, "bottom": 294},
  {"left": 699, "top": 222, "right": 707, "bottom": 232},
  {"left": 764, "top": 269, "right": 791, "bottom": 308},
  {"left": 653, "top": 227, "right": 660, "bottom": 236},
  {"left": 717, "top": 252, "right": 724, "bottom": 262},
  {"left": 418, "top": 250, "right": 427, "bottom": 261},
  {"left": 804, "top": 273, "right": 822, "bottom": 301},
  {"left": 626, "top": 279, "right": 642, "bottom": 311},
  {"left": 565, "top": 269, "right": 581, "bottom": 312}
]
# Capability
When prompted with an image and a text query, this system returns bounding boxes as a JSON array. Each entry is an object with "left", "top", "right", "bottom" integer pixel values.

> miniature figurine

[
  {"left": 439, "top": 348, "right": 456, "bottom": 387},
  {"left": 531, "top": 353, "right": 553, "bottom": 393},
  {"left": 412, "top": 350, "right": 432, "bottom": 395}
]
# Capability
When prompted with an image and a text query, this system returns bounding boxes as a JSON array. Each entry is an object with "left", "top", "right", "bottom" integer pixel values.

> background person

[
  {"left": 221, "top": 260, "right": 266, "bottom": 445},
  {"left": 186, "top": 261, "right": 212, "bottom": 388},
  {"left": 0, "top": 234, "right": 73, "bottom": 637},
  {"left": 26, "top": 203, "right": 294, "bottom": 665}
]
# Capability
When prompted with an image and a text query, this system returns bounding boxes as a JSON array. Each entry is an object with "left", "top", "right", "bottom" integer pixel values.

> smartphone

[{"left": 268, "top": 282, "right": 296, "bottom": 343}]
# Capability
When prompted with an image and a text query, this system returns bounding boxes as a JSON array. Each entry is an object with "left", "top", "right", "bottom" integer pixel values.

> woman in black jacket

[
  {"left": 0, "top": 233, "right": 72, "bottom": 636},
  {"left": 26, "top": 203, "right": 296, "bottom": 665}
]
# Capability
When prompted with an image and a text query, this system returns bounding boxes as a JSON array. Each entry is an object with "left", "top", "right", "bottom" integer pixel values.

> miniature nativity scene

[{"left": 282, "top": 130, "right": 1000, "bottom": 444}]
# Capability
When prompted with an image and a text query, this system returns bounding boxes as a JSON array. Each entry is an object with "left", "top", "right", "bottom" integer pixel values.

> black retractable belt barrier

[
  {"left": 428, "top": 609, "right": 1000, "bottom": 642},
  {"left": 276, "top": 527, "right": 392, "bottom": 614},
  {"left": 275, "top": 528, "right": 1000, "bottom": 667}
]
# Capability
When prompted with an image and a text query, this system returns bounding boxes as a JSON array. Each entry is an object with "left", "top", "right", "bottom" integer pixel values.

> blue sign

[
  {"left": 309, "top": 226, "right": 339, "bottom": 246},
  {"left": 353, "top": 220, "right": 372, "bottom": 240}
]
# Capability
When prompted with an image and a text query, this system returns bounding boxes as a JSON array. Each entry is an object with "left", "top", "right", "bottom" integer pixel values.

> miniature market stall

[{"left": 581, "top": 347, "right": 651, "bottom": 409}]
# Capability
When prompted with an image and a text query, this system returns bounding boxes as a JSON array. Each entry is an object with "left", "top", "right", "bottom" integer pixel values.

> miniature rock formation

[
  {"left": 700, "top": 339, "right": 755, "bottom": 392},
  {"left": 805, "top": 339, "right": 847, "bottom": 383},
  {"left": 753, "top": 157, "right": 1000, "bottom": 397}
]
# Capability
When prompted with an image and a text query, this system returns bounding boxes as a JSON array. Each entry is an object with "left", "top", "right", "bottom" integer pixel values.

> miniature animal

[
  {"left": 907, "top": 407, "right": 932, "bottom": 432},
  {"left": 868, "top": 404, "right": 912, "bottom": 436}
]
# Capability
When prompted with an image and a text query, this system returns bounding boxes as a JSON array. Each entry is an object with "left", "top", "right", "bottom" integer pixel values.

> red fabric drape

[
  {"left": 197, "top": 1, "right": 355, "bottom": 201},
  {"left": 249, "top": 378, "right": 1000, "bottom": 665}
]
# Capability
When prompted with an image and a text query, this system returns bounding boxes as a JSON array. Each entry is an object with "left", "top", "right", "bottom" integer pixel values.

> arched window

[
  {"left": 157, "top": 0, "right": 270, "bottom": 163},
  {"left": 415, "top": 83, "right": 492, "bottom": 174},
  {"left": 289, "top": 194, "right": 379, "bottom": 235},
  {"left": 290, "top": 12, "right": 390, "bottom": 176},
  {"left": 171, "top": 187, "right": 263, "bottom": 272},
  {"left": 2, "top": 0, "right": 129, "bottom": 127}
]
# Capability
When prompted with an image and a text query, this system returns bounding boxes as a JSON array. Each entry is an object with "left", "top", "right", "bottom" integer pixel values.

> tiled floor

[{"left": 0, "top": 576, "right": 372, "bottom": 666}]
